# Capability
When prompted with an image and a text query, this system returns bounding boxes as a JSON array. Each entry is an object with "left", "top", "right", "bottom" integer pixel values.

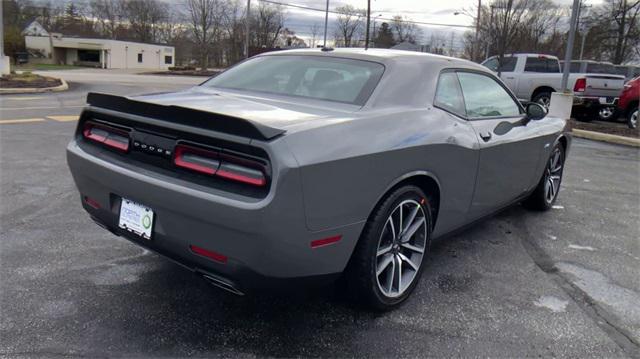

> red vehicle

[{"left": 618, "top": 76, "right": 639, "bottom": 129}]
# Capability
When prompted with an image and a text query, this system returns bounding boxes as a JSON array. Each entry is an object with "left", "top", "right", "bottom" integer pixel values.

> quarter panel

[{"left": 284, "top": 108, "right": 479, "bottom": 237}]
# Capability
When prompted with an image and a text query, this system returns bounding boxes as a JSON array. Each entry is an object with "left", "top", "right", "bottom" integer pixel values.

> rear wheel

[
  {"left": 628, "top": 106, "right": 638, "bottom": 129},
  {"left": 523, "top": 143, "right": 565, "bottom": 211},
  {"left": 598, "top": 106, "right": 617, "bottom": 121},
  {"left": 345, "top": 185, "right": 432, "bottom": 310},
  {"left": 532, "top": 92, "right": 552, "bottom": 110}
]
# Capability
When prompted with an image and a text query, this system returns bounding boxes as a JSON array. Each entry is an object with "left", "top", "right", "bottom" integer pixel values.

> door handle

[
  {"left": 505, "top": 76, "right": 515, "bottom": 79},
  {"left": 480, "top": 132, "right": 492, "bottom": 142}
]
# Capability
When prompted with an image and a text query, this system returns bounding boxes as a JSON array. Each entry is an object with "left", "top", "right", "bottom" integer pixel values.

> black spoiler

[{"left": 86, "top": 92, "right": 286, "bottom": 141}]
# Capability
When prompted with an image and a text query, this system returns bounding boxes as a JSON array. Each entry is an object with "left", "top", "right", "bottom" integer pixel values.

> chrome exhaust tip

[{"left": 201, "top": 273, "right": 245, "bottom": 296}]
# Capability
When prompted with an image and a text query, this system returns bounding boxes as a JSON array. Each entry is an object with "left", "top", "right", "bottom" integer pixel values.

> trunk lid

[{"left": 583, "top": 74, "right": 625, "bottom": 97}]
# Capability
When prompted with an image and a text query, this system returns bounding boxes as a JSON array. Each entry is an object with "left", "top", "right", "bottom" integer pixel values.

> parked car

[
  {"left": 14, "top": 52, "right": 29, "bottom": 65},
  {"left": 67, "top": 49, "right": 571, "bottom": 310},
  {"left": 614, "top": 65, "right": 640, "bottom": 82},
  {"left": 561, "top": 60, "right": 617, "bottom": 75},
  {"left": 482, "top": 54, "right": 625, "bottom": 121},
  {"left": 617, "top": 76, "right": 639, "bottom": 129}
]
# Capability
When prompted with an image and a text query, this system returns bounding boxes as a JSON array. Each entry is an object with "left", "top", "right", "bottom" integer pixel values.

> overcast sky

[{"left": 265, "top": 0, "right": 604, "bottom": 48}]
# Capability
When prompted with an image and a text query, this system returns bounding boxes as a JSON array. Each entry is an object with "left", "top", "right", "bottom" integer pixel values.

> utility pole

[
  {"left": 0, "top": 0, "right": 9, "bottom": 75},
  {"left": 561, "top": 0, "right": 581, "bottom": 92},
  {"left": 322, "top": 0, "right": 330, "bottom": 47},
  {"left": 365, "top": 0, "right": 371, "bottom": 49},
  {"left": 245, "top": 0, "right": 251, "bottom": 58},
  {"left": 475, "top": 0, "right": 481, "bottom": 61}
]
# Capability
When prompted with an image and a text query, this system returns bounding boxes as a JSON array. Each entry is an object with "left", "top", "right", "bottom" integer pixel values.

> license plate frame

[{"left": 118, "top": 198, "right": 154, "bottom": 240}]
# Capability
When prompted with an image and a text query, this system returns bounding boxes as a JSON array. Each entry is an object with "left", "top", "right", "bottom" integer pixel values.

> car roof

[
  {"left": 258, "top": 48, "right": 484, "bottom": 70},
  {"left": 488, "top": 53, "right": 559, "bottom": 60}
]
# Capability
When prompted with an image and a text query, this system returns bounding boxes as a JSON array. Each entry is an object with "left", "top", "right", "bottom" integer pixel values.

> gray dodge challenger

[{"left": 67, "top": 48, "right": 570, "bottom": 309}]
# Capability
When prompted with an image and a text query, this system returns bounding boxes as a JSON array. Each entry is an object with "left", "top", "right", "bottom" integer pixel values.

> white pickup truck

[{"left": 481, "top": 53, "right": 626, "bottom": 121}]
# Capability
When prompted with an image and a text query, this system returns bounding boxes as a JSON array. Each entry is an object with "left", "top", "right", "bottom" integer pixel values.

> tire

[
  {"left": 573, "top": 107, "right": 594, "bottom": 122},
  {"left": 532, "top": 92, "right": 552, "bottom": 110},
  {"left": 598, "top": 106, "right": 617, "bottom": 121},
  {"left": 345, "top": 185, "right": 432, "bottom": 310},
  {"left": 628, "top": 106, "right": 638, "bottom": 129},
  {"left": 523, "top": 143, "right": 565, "bottom": 211}
]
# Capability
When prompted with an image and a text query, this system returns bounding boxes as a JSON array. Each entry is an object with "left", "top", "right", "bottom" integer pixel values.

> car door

[{"left": 455, "top": 70, "right": 544, "bottom": 220}]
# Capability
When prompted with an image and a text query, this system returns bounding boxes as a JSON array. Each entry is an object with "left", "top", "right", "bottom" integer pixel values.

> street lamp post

[
  {"left": 322, "top": 0, "right": 330, "bottom": 48},
  {"left": 365, "top": 0, "right": 371, "bottom": 49},
  {"left": 561, "top": 0, "right": 581, "bottom": 92}
]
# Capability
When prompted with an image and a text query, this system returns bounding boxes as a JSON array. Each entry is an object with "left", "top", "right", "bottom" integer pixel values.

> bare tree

[
  {"left": 122, "top": 0, "right": 167, "bottom": 43},
  {"left": 252, "top": 2, "right": 285, "bottom": 49},
  {"left": 586, "top": 0, "right": 640, "bottom": 64},
  {"left": 222, "top": 0, "right": 246, "bottom": 63},
  {"left": 309, "top": 23, "right": 320, "bottom": 48},
  {"left": 390, "top": 15, "right": 420, "bottom": 44},
  {"left": 185, "top": 0, "right": 224, "bottom": 68},
  {"left": 334, "top": 5, "right": 364, "bottom": 47},
  {"left": 461, "top": 0, "right": 562, "bottom": 62},
  {"left": 90, "top": 0, "right": 123, "bottom": 39}
]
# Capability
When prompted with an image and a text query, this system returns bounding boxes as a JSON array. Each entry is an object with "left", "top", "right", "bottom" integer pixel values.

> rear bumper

[
  {"left": 574, "top": 95, "right": 619, "bottom": 107},
  {"left": 67, "top": 140, "right": 364, "bottom": 293}
]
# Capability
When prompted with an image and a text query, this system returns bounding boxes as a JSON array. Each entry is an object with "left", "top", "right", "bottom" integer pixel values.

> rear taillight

[
  {"left": 174, "top": 144, "right": 219, "bottom": 175},
  {"left": 574, "top": 78, "right": 586, "bottom": 92},
  {"left": 83, "top": 122, "right": 130, "bottom": 152},
  {"left": 217, "top": 153, "right": 267, "bottom": 186},
  {"left": 173, "top": 144, "right": 267, "bottom": 187}
]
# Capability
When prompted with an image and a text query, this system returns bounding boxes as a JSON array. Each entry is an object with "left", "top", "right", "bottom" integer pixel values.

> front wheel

[
  {"left": 345, "top": 185, "right": 432, "bottom": 310},
  {"left": 523, "top": 143, "right": 565, "bottom": 211},
  {"left": 628, "top": 106, "right": 638, "bottom": 129}
]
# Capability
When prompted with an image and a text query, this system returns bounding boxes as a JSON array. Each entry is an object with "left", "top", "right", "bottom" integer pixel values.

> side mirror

[{"left": 525, "top": 102, "right": 547, "bottom": 121}]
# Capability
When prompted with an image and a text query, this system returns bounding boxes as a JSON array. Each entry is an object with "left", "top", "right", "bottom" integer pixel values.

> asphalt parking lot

[{"left": 1, "top": 70, "right": 639, "bottom": 358}]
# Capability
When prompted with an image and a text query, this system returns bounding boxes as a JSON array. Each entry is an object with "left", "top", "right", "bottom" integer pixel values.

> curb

[
  {"left": 0, "top": 78, "right": 68, "bottom": 94},
  {"left": 572, "top": 128, "right": 640, "bottom": 148}
]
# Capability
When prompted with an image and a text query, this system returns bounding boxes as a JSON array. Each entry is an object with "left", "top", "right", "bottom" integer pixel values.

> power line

[{"left": 257, "top": 0, "right": 474, "bottom": 29}]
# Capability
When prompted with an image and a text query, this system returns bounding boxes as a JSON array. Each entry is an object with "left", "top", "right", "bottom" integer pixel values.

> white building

[{"left": 23, "top": 22, "right": 175, "bottom": 70}]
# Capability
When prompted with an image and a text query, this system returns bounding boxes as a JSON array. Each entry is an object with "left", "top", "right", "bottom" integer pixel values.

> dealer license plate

[{"left": 118, "top": 198, "right": 154, "bottom": 240}]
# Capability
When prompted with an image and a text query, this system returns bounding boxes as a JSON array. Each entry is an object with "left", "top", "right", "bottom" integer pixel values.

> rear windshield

[
  {"left": 203, "top": 55, "right": 385, "bottom": 106},
  {"left": 585, "top": 63, "right": 617, "bottom": 74}
]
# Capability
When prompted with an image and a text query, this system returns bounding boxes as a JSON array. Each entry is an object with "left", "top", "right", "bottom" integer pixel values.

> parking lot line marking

[
  {"left": 47, "top": 115, "right": 79, "bottom": 122},
  {"left": 4, "top": 96, "right": 45, "bottom": 101},
  {"left": 2, "top": 105, "right": 84, "bottom": 111},
  {"left": 0, "top": 118, "right": 46, "bottom": 125}
]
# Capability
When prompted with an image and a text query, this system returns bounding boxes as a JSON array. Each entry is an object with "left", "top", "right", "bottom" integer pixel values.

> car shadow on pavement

[{"left": 67, "top": 205, "right": 532, "bottom": 357}]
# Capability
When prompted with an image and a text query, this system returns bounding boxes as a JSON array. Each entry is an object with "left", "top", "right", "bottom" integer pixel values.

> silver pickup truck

[{"left": 482, "top": 54, "right": 626, "bottom": 121}]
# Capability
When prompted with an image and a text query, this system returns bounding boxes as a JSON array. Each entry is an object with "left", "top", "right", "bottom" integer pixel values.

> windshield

[{"left": 202, "top": 55, "right": 385, "bottom": 106}]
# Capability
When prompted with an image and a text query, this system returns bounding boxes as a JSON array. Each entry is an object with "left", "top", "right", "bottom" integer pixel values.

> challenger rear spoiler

[{"left": 86, "top": 92, "right": 286, "bottom": 141}]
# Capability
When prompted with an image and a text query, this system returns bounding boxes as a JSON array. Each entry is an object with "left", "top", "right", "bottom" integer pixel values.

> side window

[
  {"left": 434, "top": 72, "right": 465, "bottom": 117},
  {"left": 525, "top": 58, "right": 559, "bottom": 73},
  {"left": 498, "top": 57, "right": 517, "bottom": 72},
  {"left": 482, "top": 58, "right": 498, "bottom": 72},
  {"left": 457, "top": 72, "right": 521, "bottom": 118}
]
